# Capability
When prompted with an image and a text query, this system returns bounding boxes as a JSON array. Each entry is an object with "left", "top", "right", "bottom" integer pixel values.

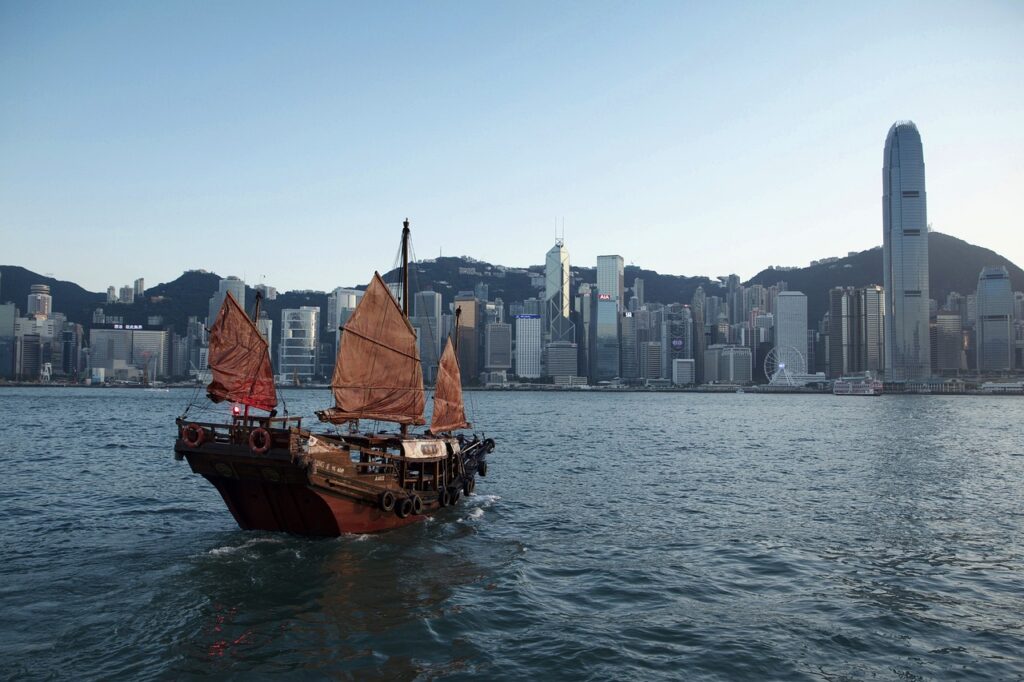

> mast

[
  {"left": 401, "top": 219, "right": 411, "bottom": 437},
  {"left": 453, "top": 306, "right": 462, "bottom": 353},
  {"left": 251, "top": 290, "right": 262, "bottom": 324},
  {"left": 401, "top": 218, "right": 410, "bottom": 319}
]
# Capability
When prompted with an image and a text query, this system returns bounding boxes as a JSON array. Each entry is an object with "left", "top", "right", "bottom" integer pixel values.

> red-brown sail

[
  {"left": 206, "top": 291, "right": 277, "bottom": 411},
  {"left": 431, "top": 336, "right": 469, "bottom": 433},
  {"left": 322, "top": 273, "right": 425, "bottom": 425}
]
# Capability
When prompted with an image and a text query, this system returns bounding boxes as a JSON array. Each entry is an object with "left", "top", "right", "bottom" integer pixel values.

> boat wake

[{"left": 203, "top": 536, "right": 285, "bottom": 558}]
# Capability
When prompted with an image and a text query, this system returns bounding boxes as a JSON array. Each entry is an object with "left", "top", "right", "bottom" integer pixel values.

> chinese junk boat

[{"left": 174, "top": 220, "right": 494, "bottom": 535}]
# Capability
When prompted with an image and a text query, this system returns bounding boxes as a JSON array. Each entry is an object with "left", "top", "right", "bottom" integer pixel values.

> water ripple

[{"left": 0, "top": 388, "right": 1022, "bottom": 680}]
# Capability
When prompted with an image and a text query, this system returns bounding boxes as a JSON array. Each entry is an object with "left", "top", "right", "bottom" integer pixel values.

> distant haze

[{"left": 1, "top": 2, "right": 1021, "bottom": 292}]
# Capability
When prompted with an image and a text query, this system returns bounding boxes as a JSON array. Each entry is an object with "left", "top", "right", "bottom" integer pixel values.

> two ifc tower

[{"left": 883, "top": 121, "right": 930, "bottom": 382}]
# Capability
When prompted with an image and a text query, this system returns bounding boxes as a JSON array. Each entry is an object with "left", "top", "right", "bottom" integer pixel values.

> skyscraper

[
  {"left": 975, "top": 266, "right": 1013, "bottom": 372},
  {"left": 828, "top": 287, "right": 853, "bottom": 378},
  {"left": 851, "top": 285, "right": 885, "bottom": 374},
  {"left": 279, "top": 306, "right": 319, "bottom": 383},
  {"left": 208, "top": 277, "right": 245, "bottom": 327},
  {"left": 596, "top": 255, "right": 624, "bottom": 308},
  {"left": 882, "top": 121, "right": 931, "bottom": 381},
  {"left": 26, "top": 284, "right": 52, "bottom": 318},
  {"left": 514, "top": 314, "right": 542, "bottom": 378},
  {"left": 774, "top": 291, "right": 807, "bottom": 360},
  {"left": 545, "top": 240, "right": 574, "bottom": 344}
]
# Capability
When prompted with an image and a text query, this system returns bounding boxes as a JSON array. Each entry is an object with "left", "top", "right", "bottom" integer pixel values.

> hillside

[
  {"left": 746, "top": 232, "right": 1024, "bottom": 323},
  {"left": 2, "top": 231, "right": 1019, "bottom": 334}
]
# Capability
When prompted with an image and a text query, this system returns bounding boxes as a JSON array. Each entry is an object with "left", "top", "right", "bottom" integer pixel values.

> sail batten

[
  {"left": 430, "top": 336, "right": 468, "bottom": 433},
  {"left": 325, "top": 273, "right": 425, "bottom": 426},
  {"left": 206, "top": 292, "right": 277, "bottom": 411}
]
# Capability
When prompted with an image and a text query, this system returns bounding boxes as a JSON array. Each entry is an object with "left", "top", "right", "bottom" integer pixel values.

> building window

[
  {"left": 902, "top": 190, "right": 919, "bottom": 198},
  {"left": 903, "top": 229, "right": 921, "bottom": 236}
]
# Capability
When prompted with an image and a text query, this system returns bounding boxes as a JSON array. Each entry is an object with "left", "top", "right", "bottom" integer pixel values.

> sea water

[{"left": 1, "top": 387, "right": 1022, "bottom": 680}]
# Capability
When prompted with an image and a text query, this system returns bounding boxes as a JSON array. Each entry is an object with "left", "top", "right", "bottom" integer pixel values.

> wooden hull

[{"left": 174, "top": 423, "right": 492, "bottom": 536}]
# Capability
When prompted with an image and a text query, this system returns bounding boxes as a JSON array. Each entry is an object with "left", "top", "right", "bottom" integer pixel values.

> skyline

[{"left": 2, "top": 2, "right": 1022, "bottom": 292}]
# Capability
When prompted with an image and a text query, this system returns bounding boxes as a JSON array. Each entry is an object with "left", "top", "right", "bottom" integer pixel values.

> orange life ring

[
  {"left": 181, "top": 423, "right": 205, "bottom": 448},
  {"left": 249, "top": 427, "right": 272, "bottom": 455}
]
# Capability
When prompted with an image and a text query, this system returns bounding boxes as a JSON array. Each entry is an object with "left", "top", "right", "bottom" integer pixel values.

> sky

[{"left": 1, "top": 1, "right": 1022, "bottom": 294}]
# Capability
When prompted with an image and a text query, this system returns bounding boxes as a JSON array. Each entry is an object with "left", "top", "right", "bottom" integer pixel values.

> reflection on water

[{"left": 0, "top": 388, "right": 1022, "bottom": 680}]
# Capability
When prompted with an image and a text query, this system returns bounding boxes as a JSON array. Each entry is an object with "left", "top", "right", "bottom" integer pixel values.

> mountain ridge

[{"left": 2, "top": 232, "right": 1020, "bottom": 333}]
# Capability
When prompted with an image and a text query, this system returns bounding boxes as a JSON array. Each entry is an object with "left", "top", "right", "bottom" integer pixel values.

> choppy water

[{"left": 1, "top": 387, "right": 1022, "bottom": 680}]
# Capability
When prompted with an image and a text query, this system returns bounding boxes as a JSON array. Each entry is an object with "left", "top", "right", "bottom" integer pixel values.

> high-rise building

[
  {"left": 639, "top": 341, "right": 662, "bottom": 380},
  {"left": 254, "top": 283, "right": 278, "bottom": 301},
  {"left": 208, "top": 277, "right": 245, "bottom": 326},
  {"left": 934, "top": 311, "right": 963, "bottom": 373},
  {"left": 593, "top": 295, "right": 619, "bottom": 380},
  {"left": 26, "top": 284, "right": 52, "bottom": 318},
  {"left": 545, "top": 240, "right": 574, "bottom": 344},
  {"left": 88, "top": 324, "right": 168, "bottom": 381},
  {"left": 514, "top": 315, "right": 542, "bottom": 379},
  {"left": 485, "top": 322, "right": 512, "bottom": 371},
  {"left": 0, "top": 302, "right": 17, "bottom": 378},
  {"left": 883, "top": 121, "right": 931, "bottom": 381},
  {"left": 596, "top": 255, "right": 625, "bottom": 308},
  {"left": 106, "top": 286, "right": 117, "bottom": 303},
  {"left": 544, "top": 341, "right": 578, "bottom": 378},
  {"left": 828, "top": 288, "right": 853, "bottom": 378},
  {"left": 620, "top": 311, "right": 639, "bottom": 379},
  {"left": 691, "top": 286, "right": 706, "bottom": 383},
  {"left": 975, "top": 266, "right": 1013, "bottom": 372},
  {"left": 851, "top": 285, "right": 885, "bottom": 374},
  {"left": 719, "top": 345, "right": 752, "bottom": 383},
  {"left": 575, "top": 284, "right": 593, "bottom": 381},
  {"left": 327, "top": 287, "right": 364, "bottom": 371},
  {"left": 661, "top": 304, "right": 692, "bottom": 379},
  {"left": 119, "top": 285, "right": 134, "bottom": 305},
  {"left": 775, "top": 291, "right": 807, "bottom": 360},
  {"left": 134, "top": 278, "right": 145, "bottom": 299},
  {"left": 454, "top": 295, "right": 479, "bottom": 382},
  {"left": 632, "top": 277, "right": 644, "bottom": 309},
  {"left": 279, "top": 307, "right": 319, "bottom": 383}
]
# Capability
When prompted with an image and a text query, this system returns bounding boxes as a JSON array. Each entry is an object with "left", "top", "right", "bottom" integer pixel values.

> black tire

[
  {"left": 410, "top": 494, "right": 423, "bottom": 515},
  {"left": 439, "top": 487, "right": 450, "bottom": 507},
  {"left": 396, "top": 497, "right": 413, "bottom": 518},
  {"left": 448, "top": 486, "right": 461, "bottom": 505},
  {"left": 463, "top": 478, "right": 475, "bottom": 496},
  {"left": 478, "top": 460, "right": 488, "bottom": 477},
  {"left": 483, "top": 438, "right": 495, "bottom": 454},
  {"left": 379, "top": 490, "right": 396, "bottom": 512}
]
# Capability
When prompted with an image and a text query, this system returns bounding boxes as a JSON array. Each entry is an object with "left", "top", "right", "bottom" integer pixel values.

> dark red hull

[{"left": 182, "top": 445, "right": 429, "bottom": 535}]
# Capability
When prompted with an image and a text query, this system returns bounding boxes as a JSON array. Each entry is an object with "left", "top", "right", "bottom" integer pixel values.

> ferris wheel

[{"left": 764, "top": 346, "right": 806, "bottom": 386}]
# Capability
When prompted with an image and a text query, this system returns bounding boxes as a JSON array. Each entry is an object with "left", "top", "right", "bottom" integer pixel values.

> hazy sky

[{"left": 2, "top": 1, "right": 1022, "bottom": 294}]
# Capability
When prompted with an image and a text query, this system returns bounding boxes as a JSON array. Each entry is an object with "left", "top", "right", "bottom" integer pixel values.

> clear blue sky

[{"left": 2, "top": 1, "right": 1021, "bottom": 293}]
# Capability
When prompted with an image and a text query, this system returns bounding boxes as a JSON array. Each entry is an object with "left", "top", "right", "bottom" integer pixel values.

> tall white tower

[{"left": 544, "top": 239, "right": 574, "bottom": 343}]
